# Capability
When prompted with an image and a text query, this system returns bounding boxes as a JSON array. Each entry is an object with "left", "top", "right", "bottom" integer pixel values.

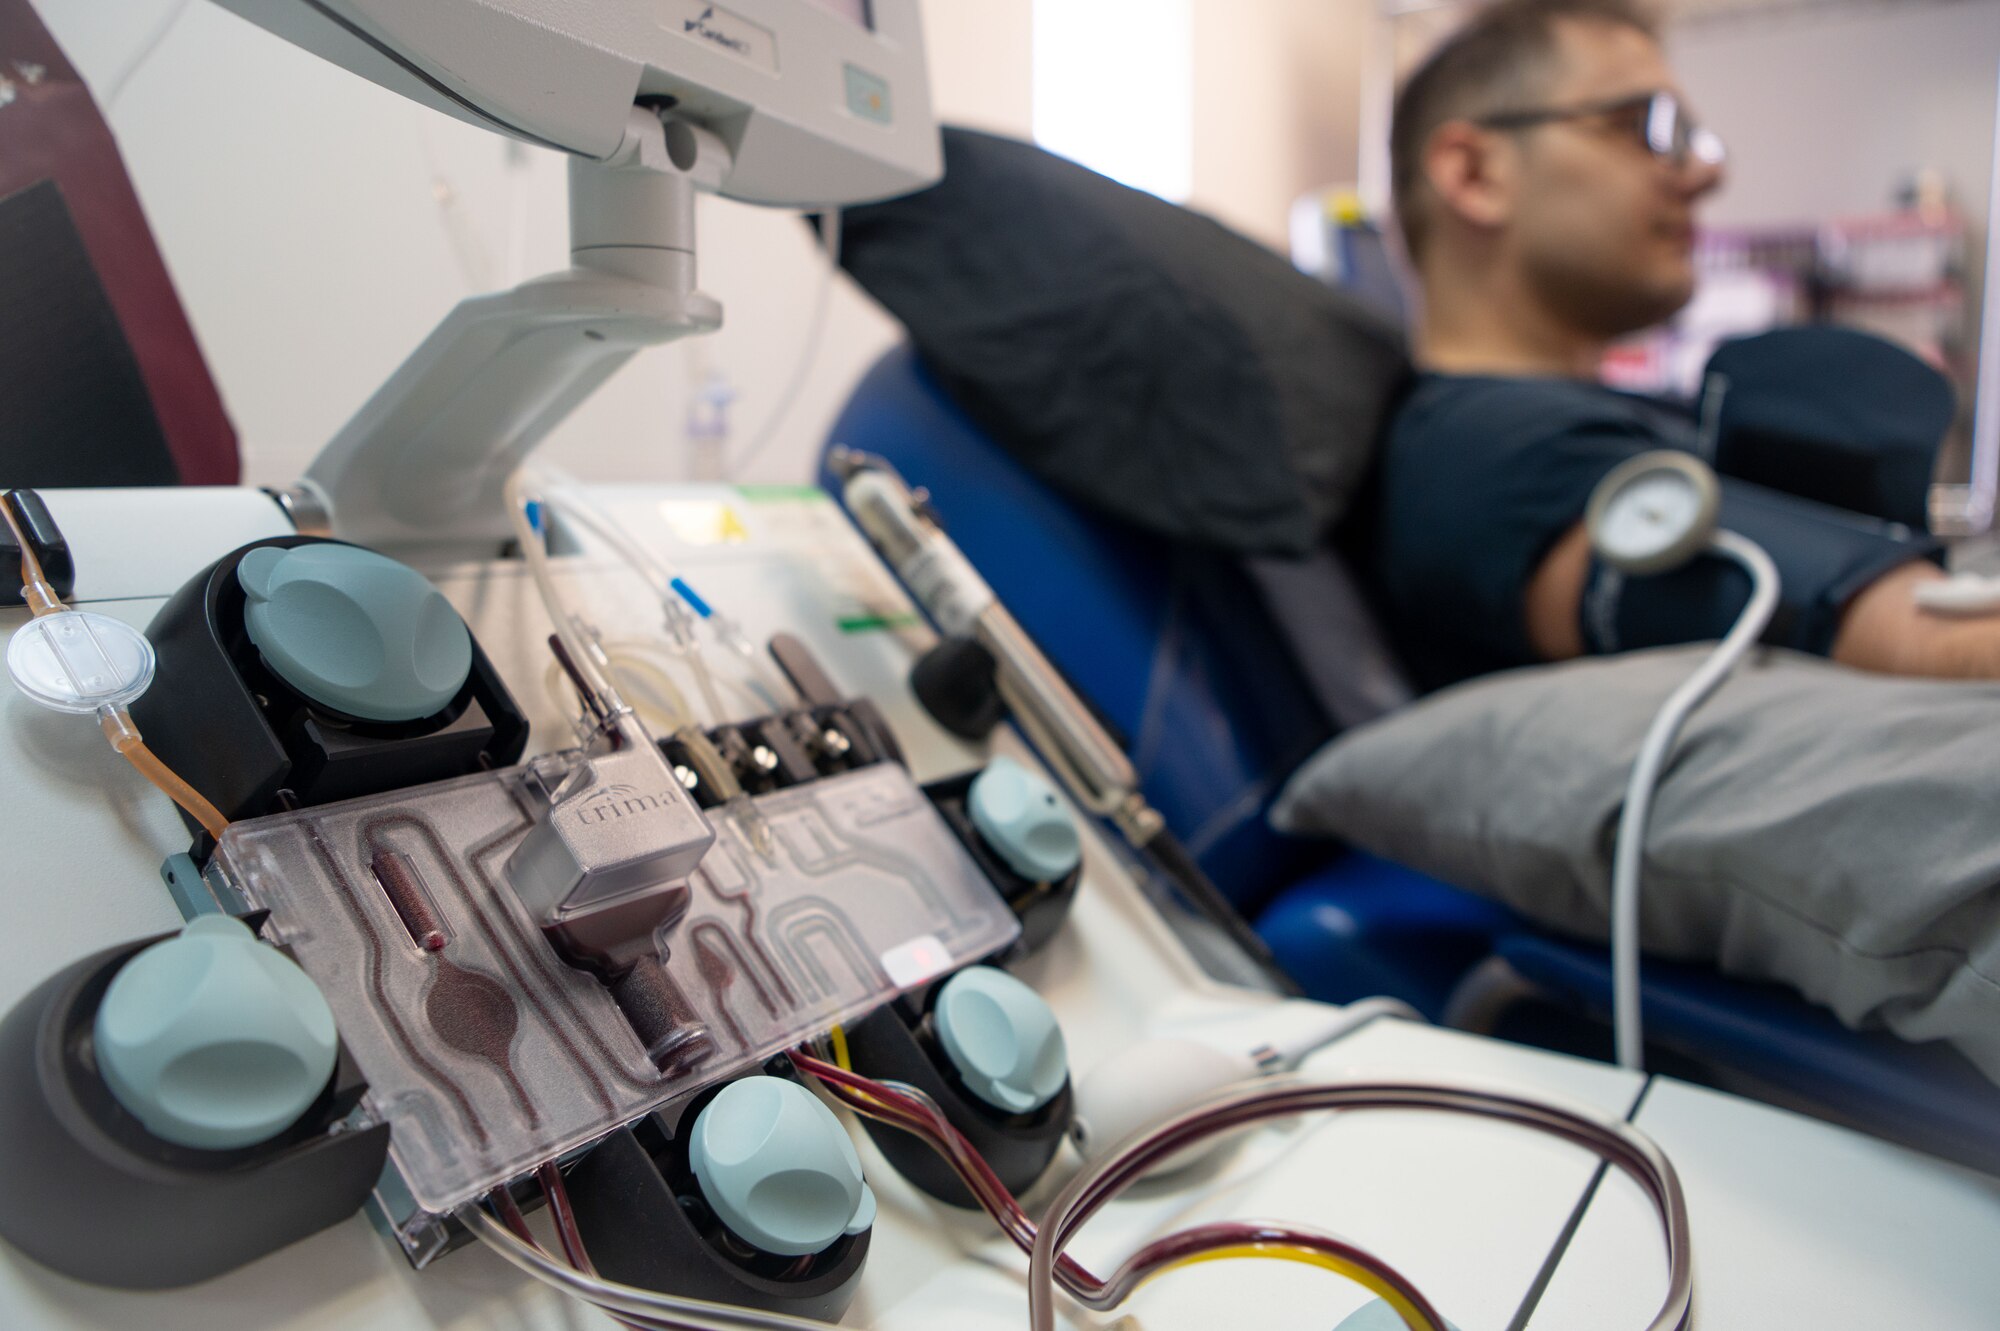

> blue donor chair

[
  {"left": 820, "top": 344, "right": 2000, "bottom": 1177},
  {"left": 818, "top": 345, "right": 1510, "bottom": 1021}
]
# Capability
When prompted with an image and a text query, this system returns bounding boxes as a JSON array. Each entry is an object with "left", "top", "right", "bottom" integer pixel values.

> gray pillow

[{"left": 1270, "top": 646, "right": 2000, "bottom": 1082}]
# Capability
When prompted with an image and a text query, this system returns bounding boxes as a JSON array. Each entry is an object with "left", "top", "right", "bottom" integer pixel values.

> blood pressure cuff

[
  {"left": 1580, "top": 481, "right": 1942, "bottom": 657},
  {"left": 1370, "top": 373, "right": 1939, "bottom": 689},
  {"left": 1704, "top": 327, "right": 1955, "bottom": 531}
]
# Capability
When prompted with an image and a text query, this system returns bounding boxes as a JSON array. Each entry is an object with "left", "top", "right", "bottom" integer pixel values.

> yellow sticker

[{"left": 656, "top": 500, "right": 749, "bottom": 546}]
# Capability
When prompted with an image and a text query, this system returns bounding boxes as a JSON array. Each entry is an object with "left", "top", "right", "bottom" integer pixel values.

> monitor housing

[
  {"left": 211, "top": 0, "right": 938, "bottom": 205},
  {"left": 210, "top": 0, "right": 942, "bottom": 549}
]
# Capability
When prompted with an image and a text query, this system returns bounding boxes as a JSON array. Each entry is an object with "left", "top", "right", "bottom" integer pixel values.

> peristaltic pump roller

[
  {"left": 562, "top": 1068, "right": 878, "bottom": 1321},
  {"left": 0, "top": 913, "right": 389, "bottom": 1288}
]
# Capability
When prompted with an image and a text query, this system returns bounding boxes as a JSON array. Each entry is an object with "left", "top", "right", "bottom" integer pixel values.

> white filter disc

[{"left": 6, "top": 611, "right": 156, "bottom": 714}]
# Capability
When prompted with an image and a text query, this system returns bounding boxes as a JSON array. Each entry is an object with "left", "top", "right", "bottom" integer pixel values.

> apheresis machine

[{"left": 0, "top": 5, "right": 1990, "bottom": 1331}]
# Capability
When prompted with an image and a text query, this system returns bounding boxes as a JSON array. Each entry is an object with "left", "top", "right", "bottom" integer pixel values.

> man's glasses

[{"left": 1478, "top": 91, "right": 1726, "bottom": 169}]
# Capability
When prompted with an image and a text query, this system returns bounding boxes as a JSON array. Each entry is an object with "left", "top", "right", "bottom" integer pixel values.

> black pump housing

[
  {"left": 131, "top": 536, "right": 528, "bottom": 832},
  {"left": 923, "top": 767, "right": 1082, "bottom": 957},
  {"left": 842, "top": 984, "right": 1072, "bottom": 1207},
  {"left": 0, "top": 928, "right": 390, "bottom": 1288},
  {"left": 564, "top": 1064, "right": 871, "bottom": 1321}
]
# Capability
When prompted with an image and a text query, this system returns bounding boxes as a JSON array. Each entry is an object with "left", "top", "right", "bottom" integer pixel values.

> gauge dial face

[
  {"left": 1600, "top": 472, "right": 1704, "bottom": 563},
  {"left": 1586, "top": 453, "right": 1721, "bottom": 575}
]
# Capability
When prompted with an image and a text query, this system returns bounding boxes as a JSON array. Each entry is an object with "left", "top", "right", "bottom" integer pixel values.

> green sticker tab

[
  {"left": 837, "top": 612, "right": 921, "bottom": 634},
  {"left": 734, "top": 484, "right": 828, "bottom": 504}
]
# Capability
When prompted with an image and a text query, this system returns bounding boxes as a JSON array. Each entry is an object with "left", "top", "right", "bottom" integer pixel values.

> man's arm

[
  {"left": 1524, "top": 522, "right": 1593, "bottom": 661},
  {"left": 1829, "top": 559, "right": 2000, "bottom": 679},
  {"left": 1523, "top": 521, "right": 2000, "bottom": 680}
]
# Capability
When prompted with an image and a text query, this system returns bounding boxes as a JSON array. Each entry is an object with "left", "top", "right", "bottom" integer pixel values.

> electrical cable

[
  {"left": 1610, "top": 529, "right": 1780, "bottom": 1071},
  {"left": 729, "top": 210, "right": 842, "bottom": 479}
]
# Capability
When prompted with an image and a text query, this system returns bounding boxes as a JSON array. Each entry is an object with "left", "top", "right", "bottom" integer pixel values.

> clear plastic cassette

[{"left": 214, "top": 759, "right": 1019, "bottom": 1223}]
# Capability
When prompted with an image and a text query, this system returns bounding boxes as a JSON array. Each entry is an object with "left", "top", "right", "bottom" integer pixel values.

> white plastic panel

[
  {"left": 209, "top": 0, "right": 941, "bottom": 204},
  {"left": 1527, "top": 1078, "right": 2000, "bottom": 1331},
  {"left": 36, "top": 487, "right": 292, "bottom": 604}
]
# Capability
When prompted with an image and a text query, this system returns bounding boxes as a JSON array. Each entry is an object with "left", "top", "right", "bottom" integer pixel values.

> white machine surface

[
  {"left": 3, "top": 484, "right": 2000, "bottom": 1330},
  {"left": 208, "top": 0, "right": 940, "bottom": 202},
  {"left": 6, "top": 3, "right": 1999, "bottom": 1322}
]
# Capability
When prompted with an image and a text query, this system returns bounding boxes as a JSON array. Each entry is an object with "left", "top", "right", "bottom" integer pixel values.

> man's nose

[{"left": 1677, "top": 154, "right": 1725, "bottom": 201}]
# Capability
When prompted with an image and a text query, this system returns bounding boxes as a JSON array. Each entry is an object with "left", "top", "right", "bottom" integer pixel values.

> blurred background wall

[{"left": 24, "top": 0, "right": 2000, "bottom": 488}]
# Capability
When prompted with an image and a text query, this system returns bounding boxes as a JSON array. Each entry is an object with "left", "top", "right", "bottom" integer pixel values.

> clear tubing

[
  {"left": 674, "top": 723, "right": 775, "bottom": 857},
  {"left": 539, "top": 490, "right": 789, "bottom": 717},
  {"left": 458, "top": 1204, "right": 840, "bottom": 1331},
  {"left": 683, "top": 646, "right": 729, "bottom": 725},
  {"left": 3, "top": 493, "right": 231, "bottom": 838},
  {"left": 544, "top": 658, "right": 683, "bottom": 738},
  {"left": 506, "top": 470, "right": 627, "bottom": 723},
  {"left": 703, "top": 611, "right": 792, "bottom": 711},
  {"left": 1025, "top": 1075, "right": 1693, "bottom": 1331},
  {"left": 793, "top": 1053, "right": 1450, "bottom": 1331},
  {"left": 542, "top": 490, "right": 680, "bottom": 604},
  {"left": 1611, "top": 530, "right": 1780, "bottom": 1071},
  {"left": 602, "top": 650, "right": 693, "bottom": 728},
  {"left": 107, "top": 713, "right": 231, "bottom": 841}
]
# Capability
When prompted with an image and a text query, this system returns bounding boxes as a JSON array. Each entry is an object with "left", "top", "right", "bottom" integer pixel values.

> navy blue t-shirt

[{"left": 1368, "top": 373, "right": 1938, "bottom": 690}]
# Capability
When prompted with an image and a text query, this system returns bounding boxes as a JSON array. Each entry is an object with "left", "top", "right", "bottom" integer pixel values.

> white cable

[
  {"left": 1611, "top": 529, "right": 1780, "bottom": 1071},
  {"left": 729, "top": 210, "right": 842, "bottom": 478},
  {"left": 1267, "top": 996, "right": 1425, "bottom": 1068}
]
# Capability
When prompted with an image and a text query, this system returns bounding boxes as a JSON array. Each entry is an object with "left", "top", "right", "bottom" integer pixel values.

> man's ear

[{"left": 1424, "top": 120, "right": 1516, "bottom": 234}]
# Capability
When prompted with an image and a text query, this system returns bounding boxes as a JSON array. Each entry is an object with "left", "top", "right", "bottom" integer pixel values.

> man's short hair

[{"left": 1390, "top": 0, "right": 1659, "bottom": 263}]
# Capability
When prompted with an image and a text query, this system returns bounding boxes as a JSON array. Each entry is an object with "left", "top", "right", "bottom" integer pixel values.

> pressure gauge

[{"left": 1585, "top": 451, "right": 1722, "bottom": 575}]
